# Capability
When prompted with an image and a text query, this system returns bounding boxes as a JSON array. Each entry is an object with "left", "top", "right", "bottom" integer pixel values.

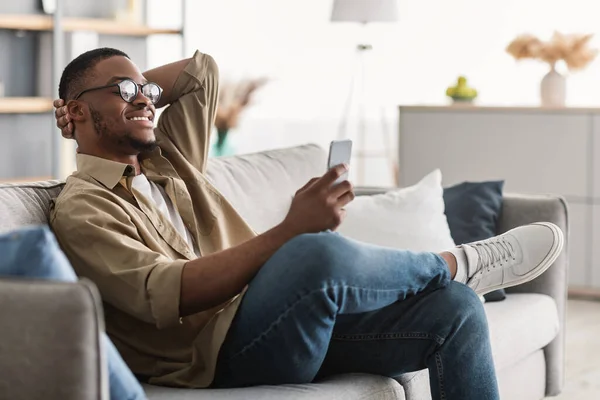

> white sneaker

[{"left": 456, "top": 222, "right": 564, "bottom": 295}]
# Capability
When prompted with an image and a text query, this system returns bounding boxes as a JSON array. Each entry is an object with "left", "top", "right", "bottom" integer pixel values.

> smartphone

[{"left": 327, "top": 139, "right": 353, "bottom": 185}]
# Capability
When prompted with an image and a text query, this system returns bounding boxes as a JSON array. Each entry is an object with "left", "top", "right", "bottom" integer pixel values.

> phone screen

[{"left": 328, "top": 139, "right": 353, "bottom": 184}]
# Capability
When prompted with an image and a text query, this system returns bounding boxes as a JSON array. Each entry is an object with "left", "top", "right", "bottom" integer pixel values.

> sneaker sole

[{"left": 475, "top": 222, "right": 565, "bottom": 296}]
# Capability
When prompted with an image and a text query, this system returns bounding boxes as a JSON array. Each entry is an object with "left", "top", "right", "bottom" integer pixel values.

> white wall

[{"left": 150, "top": 0, "right": 600, "bottom": 185}]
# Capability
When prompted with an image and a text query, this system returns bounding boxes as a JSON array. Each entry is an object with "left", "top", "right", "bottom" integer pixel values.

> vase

[
  {"left": 540, "top": 67, "right": 566, "bottom": 107},
  {"left": 211, "top": 129, "right": 236, "bottom": 157}
]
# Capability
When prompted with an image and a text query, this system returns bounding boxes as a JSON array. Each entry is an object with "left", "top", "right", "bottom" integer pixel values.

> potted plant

[{"left": 213, "top": 78, "right": 268, "bottom": 157}]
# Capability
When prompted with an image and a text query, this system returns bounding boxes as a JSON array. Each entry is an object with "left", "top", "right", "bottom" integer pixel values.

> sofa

[{"left": 0, "top": 144, "right": 568, "bottom": 400}]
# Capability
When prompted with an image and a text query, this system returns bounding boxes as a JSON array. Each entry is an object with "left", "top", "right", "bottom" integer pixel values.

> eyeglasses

[{"left": 74, "top": 79, "right": 162, "bottom": 105}]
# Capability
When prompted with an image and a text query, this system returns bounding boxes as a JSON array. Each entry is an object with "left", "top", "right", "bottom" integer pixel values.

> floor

[{"left": 547, "top": 299, "right": 600, "bottom": 399}]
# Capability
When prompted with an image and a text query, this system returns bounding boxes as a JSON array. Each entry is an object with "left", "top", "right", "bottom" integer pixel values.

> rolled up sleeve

[
  {"left": 155, "top": 50, "right": 219, "bottom": 174},
  {"left": 51, "top": 190, "right": 185, "bottom": 329}
]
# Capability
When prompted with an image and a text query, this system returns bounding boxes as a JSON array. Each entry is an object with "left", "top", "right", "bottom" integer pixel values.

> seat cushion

[
  {"left": 143, "top": 373, "right": 405, "bottom": 400},
  {"left": 485, "top": 293, "right": 559, "bottom": 371},
  {"left": 382, "top": 293, "right": 559, "bottom": 400}
]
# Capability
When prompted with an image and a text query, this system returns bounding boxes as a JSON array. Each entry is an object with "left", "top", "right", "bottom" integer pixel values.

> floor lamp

[{"left": 331, "top": 0, "right": 399, "bottom": 185}]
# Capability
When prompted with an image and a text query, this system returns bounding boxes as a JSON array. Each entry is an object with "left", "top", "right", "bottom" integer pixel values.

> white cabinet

[
  {"left": 399, "top": 105, "right": 599, "bottom": 293},
  {"left": 400, "top": 108, "right": 590, "bottom": 197},
  {"left": 592, "top": 115, "right": 600, "bottom": 199}
]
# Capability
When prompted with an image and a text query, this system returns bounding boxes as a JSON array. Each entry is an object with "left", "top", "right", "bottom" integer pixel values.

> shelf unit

[
  {"left": 0, "top": 98, "right": 53, "bottom": 114},
  {"left": 0, "top": 14, "right": 181, "bottom": 36},
  {"left": 1, "top": 176, "right": 53, "bottom": 184},
  {"left": 0, "top": 1, "right": 186, "bottom": 182}
]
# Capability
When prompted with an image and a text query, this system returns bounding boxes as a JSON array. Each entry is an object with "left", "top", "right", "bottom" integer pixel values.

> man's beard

[{"left": 90, "top": 106, "right": 157, "bottom": 153}]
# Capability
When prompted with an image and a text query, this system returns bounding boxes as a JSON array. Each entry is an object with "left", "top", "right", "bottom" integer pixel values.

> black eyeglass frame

[{"left": 74, "top": 79, "right": 163, "bottom": 105}]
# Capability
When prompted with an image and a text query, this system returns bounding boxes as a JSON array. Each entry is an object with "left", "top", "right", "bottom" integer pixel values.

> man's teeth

[{"left": 129, "top": 117, "right": 150, "bottom": 121}]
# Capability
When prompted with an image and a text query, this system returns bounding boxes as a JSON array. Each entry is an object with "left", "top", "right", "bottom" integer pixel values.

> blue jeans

[
  {"left": 0, "top": 226, "right": 146, "bottom": 400},
  {"left": 213, "top": 232, "right": 500, "bottom": 400}
]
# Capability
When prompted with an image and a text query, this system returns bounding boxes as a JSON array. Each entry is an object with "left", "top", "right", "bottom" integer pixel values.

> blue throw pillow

[{"left": 443, "top": 181, "right": 506, "bottom": 302}]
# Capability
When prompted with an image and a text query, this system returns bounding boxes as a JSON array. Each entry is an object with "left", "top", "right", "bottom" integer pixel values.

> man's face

[{"left": 75, "top": 56, "right": 157, "bottom": 153}]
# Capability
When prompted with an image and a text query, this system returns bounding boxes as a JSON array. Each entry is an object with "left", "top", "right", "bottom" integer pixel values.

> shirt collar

[{"left": 76, "top": 153, "right": 137, "bottom": 189}]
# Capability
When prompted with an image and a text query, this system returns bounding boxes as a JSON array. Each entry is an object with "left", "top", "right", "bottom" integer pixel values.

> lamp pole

[{"left": 331, "top": 0, "right": 398, "bottom": 185}]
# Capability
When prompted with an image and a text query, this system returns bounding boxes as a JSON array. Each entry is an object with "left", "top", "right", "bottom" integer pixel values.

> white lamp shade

[{"left": 331, "top": 0, "right": 399, "bottom": 23}]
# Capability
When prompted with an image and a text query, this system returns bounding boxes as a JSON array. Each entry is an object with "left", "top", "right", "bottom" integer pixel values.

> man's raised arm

[
  {"left": 152, "top": 50, "right": 219, "bottom": 173},
  {"left": 143, "top": 57, "right": 192, "bottom": 109}
]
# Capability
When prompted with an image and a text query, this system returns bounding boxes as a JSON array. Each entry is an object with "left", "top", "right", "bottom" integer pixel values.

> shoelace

[{"left": 473, "top": 238, "right": 516, "bottom": 272}]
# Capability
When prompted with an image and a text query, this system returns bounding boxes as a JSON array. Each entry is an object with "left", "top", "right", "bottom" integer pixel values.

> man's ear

[{"left": 66, "top": 100, "right": 87, "bottom": 122}]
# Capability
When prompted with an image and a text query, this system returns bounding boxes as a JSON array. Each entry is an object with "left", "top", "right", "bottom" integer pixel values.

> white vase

[{"left": 540, "top": 67, "right": 566, "bottom": 107}]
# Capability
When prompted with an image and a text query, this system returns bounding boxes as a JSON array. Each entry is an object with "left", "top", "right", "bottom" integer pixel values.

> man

[{"left": 52, "top": 47, "right": 563, "bottom": 399}]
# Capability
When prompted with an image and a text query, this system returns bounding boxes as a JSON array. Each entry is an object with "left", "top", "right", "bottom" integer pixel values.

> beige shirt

[
  {"left": 131, "top": 173, "right": 200, "bottom": 257},
  {"left": 50, "top": 50, "right": 257, "bottom": 388}
]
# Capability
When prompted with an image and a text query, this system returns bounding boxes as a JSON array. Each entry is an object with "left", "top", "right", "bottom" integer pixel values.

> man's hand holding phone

[{"left": 282, "top": 164, "right": 355, "bottom": 236}]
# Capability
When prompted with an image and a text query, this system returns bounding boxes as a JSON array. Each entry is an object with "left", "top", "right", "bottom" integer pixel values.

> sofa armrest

[
  {"left": 497, "top": 194, "right": 569, "bottom": 297},
  {"left": 497, "top": 193, "right": 568, "bottom": 396},
  {"left": 0, "top": 278, "right": 108, "bottom": 400}
]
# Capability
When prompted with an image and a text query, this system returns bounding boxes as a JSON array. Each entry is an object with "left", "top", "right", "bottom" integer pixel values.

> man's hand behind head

[
  {"left": 281, "top": 164, "right": 355, "bottom": 236},
  {"left": 54, "top": 99, "right": 74, "bottom": 138}
]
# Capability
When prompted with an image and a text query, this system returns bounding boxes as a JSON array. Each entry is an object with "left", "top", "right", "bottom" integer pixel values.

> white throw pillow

[{"left": 338, "top": 169, "right": 456, "bottom": 252}]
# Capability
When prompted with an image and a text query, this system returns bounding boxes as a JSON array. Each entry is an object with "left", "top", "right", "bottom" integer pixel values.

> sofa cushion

[
  {"left": 443, "top": 180, "right": 504, "bottom": 246},
  {"left": 486, "top": 293, "right": 559, "bottom": 371},
  {"left": 497, "top": 350, "right": 546, "bottom": 400},
  {"left": 337, "top": 169, "right": 455, "bottom": 252},
  {"left": 206, "top": 144, "right": 327, "bottom": 233},
  {"left": 143, "top": 373, "right": 405, "bottom": 400},
  {"left": 0, "top": 181, "right": 64, "bottom": 234}
]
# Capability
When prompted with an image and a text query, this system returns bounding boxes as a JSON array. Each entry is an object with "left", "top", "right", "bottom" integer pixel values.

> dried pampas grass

[
  {"left": 506, "top": 34, "right": 543, "bottom": 60},
  {"left": 215, "top": 78, "right": 268, "bottom": 132},
  {"left": 506, "top": 32, "right": 598, "bottom": 71}
]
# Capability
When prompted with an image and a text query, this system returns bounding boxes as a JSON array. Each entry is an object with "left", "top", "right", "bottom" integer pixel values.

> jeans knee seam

[
  {"left": 435, "top": 352, "right": 447, "bottom": 400},
  {"left": 332, "top": 331, "right": 445, "bottom": 345}
]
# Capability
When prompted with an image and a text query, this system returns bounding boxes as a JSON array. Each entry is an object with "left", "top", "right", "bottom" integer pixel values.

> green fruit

[{"left": 447, "top": 76, "right": 477, "bottom": 100}]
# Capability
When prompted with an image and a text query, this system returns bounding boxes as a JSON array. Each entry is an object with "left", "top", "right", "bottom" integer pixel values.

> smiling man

[{"left": 50, "top": 47, "right": 564, "bottom": 400}]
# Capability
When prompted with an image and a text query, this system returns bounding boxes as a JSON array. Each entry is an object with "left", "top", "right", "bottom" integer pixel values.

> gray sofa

[{"left": 0, "top": 144, "right": 568, "bottom": 400}]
